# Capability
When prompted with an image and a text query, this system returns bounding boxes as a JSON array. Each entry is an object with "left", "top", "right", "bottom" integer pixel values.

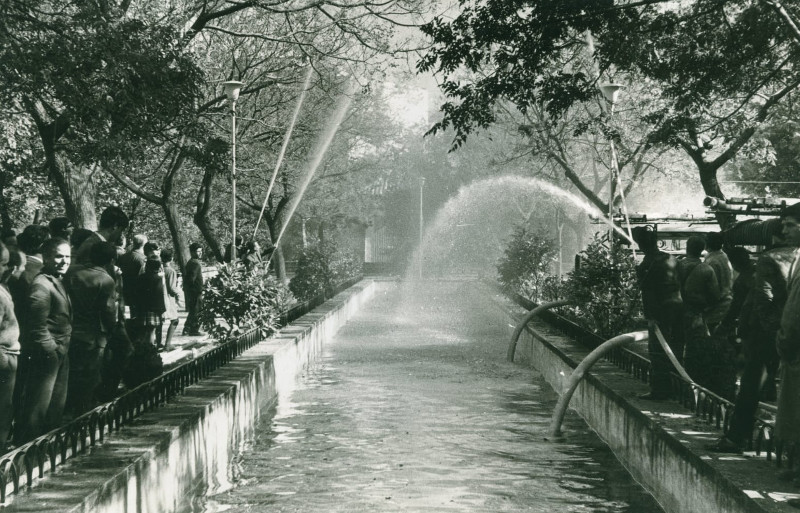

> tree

[
  {"left": 1, "top": 0, "right": 204, "bottom": 228},
  {"left": 727, "top": 94, "right": 800, "bottom": 198},
  {"left": 418, "top": 0, "right": 800, "bottom": 226},
  {"left": 2, "top": 0, "right": 433, "bottom": 267}
]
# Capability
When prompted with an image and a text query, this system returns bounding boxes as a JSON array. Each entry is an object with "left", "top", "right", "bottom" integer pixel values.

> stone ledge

[
  {"left": 4, "top": 281, "right": 375, "bottom": 513},
  {"left": 492, "top": 287, "right": 796, "bottom": 513}
]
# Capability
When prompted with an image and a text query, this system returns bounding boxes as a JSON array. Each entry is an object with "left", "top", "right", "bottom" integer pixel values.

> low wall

[
  {"left": 504, "top": 306, "right": 766, "bottom": 513},
  {"left": 5, "top": 280, "right": 376, "bottom": 513}
]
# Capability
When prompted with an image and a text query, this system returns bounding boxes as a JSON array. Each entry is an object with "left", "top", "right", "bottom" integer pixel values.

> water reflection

[{"left": 183, "top": 282, "right": 662, "bottom": 513}]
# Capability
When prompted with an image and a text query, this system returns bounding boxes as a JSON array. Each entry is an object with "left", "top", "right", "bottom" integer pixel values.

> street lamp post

[
  {"left": 598, "top": 83, "right": 634, "bottom": 245},
  {"left": 599, "top": 83, "right": 623, "bottom": 229},
  {"left": 419, "top": 176, "right": 425, "bottom": 280},
  {"left": 223, "top": 80, "right": 244, "bottom": 263}
]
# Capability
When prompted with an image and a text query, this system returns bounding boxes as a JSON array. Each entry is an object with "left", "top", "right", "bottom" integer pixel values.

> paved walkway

[{"left": 194, "top": 280, "right": 662, "bottom": 513}]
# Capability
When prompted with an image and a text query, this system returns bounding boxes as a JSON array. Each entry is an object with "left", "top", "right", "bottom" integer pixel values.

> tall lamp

[
  {"left": 599, "top": 83, "right": 633, "bottom": 244},
  {"left": 419, "top": 176, "right": 425, "bottom": 280},
  {"left": 223, "top": 80, "right": 244, "bottom": 262}
]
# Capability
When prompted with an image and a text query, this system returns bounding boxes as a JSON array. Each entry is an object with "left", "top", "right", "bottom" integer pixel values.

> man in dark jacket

[
  {"left": 633, "top": 227, "right": 684, "bottom": 400},
  {"left": 182, "top": 243, "right": 204, "bottom": 336},
  {"left": 710, "top": 229, "right": 795, "bottom": 452},
  {"left": 18, "top": 238, "right": 72, "bottom": 441},
  {"left": 117, "top": 234, "right": 147, "bottom": 320},
  {"left": 65, "top": 242, "right": 117, "bottom": 415},
  {"left": 8, "top": 224, "right": 49, "bottom": 442},
  {"left": 773, "top": 204, "right": 800, "bottom": 461},
  {"left": 73, "top": 206, "right": 129, "bottom": 265}
]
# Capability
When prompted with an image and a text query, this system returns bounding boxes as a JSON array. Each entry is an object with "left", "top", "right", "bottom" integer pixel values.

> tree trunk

[
  {"left": 697, "top": 161, "right": 736, "bottom": 229},
  {"left": 0, "top": 175, "right": 13, "bottom": 231},
  {"left": 162, "top": 199, "right": 190, "bottom": 273},
  {"left": 273, "top": 244, "right": 288, "bottom": 284},
  {"left": 64, "top": 161, "right": 99, "bottom": 230},
  {"left": 193, "top": 167, "right": 224, "bottom": 262},
  {"left": 265, "top": 219, "right": 287, "bottom": 282},
  {"left": 40, "top": 132, "right": 98, "bottom": 230}
]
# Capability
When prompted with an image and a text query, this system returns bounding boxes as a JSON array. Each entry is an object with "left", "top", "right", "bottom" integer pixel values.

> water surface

[{"left": 191, "top": 281, "right": 662, "bottom": 513}]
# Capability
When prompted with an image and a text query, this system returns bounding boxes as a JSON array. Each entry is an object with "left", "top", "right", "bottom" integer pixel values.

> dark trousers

[
  {"left": 19, "top": 348, "right": 69, "bottom": 442},
  {"left": 66, "top": 341, "right": 105, "bottom": 416},
  {"left": 727, "top": 338, "right": 779, "bottom": 445},
  {"left": 649, "top": 302, "right": 685, "bottom": 398},
  {"left": 183, "top": 291, "right": 202, "bottom": 333},
  {"left": 98, "top": 323, "right": 133, "bottom": 402},
  {"left": 0, "top": 352, "right": 18, "bottom": 450},
  {"left": 12, "top": 352, "right": 30, "bottom": 442}
]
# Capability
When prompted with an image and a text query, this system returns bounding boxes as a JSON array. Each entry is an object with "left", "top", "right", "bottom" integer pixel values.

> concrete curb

[
  {"left": 4, "top": 280, "right": 375, "bottom": 513},
  {"left": 499, "top": 297, "right": 770, "bottom": 513}
]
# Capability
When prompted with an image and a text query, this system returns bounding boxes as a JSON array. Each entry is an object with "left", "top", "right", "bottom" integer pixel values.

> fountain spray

[
  {"left": 253, "top": 65, "right": 315, "bottom": 239},
  {"left": 266, "top": 84, "right": 355, "bottom": 267}
]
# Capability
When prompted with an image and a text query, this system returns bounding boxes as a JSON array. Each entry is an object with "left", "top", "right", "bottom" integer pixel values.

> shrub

[
  {"left": 540, "top": 275, "right": 568, "bottom": 303},
  {"left": 290, "top": 241, "right": 361, "bottom": 301},
  {"left": 561, "top": 236, "right": 643, "bottom": 339},
  {"left": 199, "top": 263, "right": 293, "bottom": 341},
  {"left": 496, "top": 225, "right": 558, "bottom": 302}
]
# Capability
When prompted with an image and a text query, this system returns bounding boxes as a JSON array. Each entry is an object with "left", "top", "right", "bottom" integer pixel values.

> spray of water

[
  {"left": 268, "top": 86, "right": 354, "bottom": 261},
  {"left": 253, "top": 65, "right": 315, "bottom": 239},
  {"left": 405, "top": 175, "right": 633, "bottom": 281}
]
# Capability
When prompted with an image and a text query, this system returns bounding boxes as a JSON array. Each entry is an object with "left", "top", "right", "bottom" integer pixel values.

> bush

[
  {"left": 290, "top": 241, "right": 361, "bottom": 301},
  {"left": 561, "top": 236, "right": 643, "bottom": 339},
  {"left": 199, "top": 263, "right": 293, "bottom": 341},
  {"left": 496, "top": 225, "right": 558, "bottom": 302}
]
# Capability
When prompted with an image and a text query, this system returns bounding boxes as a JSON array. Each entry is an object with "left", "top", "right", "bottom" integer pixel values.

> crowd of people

[
  {"left": 0, "top": 206, "right": 206, "bottom": 452},
  {"left": 633, "top": 202, "right": 800, "bottom": 473}
]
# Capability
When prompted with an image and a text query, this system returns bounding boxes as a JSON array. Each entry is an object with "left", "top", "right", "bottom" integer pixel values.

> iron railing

[
  {"left": 0, "top": 276, "right": 363, "bottom": 504},
  {"left": 504, "top": 288, "right": 782, "bottom": 464}
]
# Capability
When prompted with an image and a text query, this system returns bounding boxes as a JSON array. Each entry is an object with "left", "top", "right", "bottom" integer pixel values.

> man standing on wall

[
  {"left": 19, "top": 238, "right": 72, "bottom": 441},
  {"left": 709, "top": 224, "right": 794, "bottom": 452},
  {"left": 632, "top": 227, "right": 684, "bottom": 401},
  {"left": 0, "top": 242, "right": 20, "bottom": 451},
  {"left": 73, "top": 206, "right": 129, "bottom": 265},
  {"left": 182, "top": 243, "right": 204, "bottom": 337},
  {"left": 65, "top": 242, "right": 117, "bottom": 415},
  {"left": 117, "top": 234, "right": 148, "bottom": 322},
  {"left": 774, "top": 203, "right": 800, "bottom": 479}
]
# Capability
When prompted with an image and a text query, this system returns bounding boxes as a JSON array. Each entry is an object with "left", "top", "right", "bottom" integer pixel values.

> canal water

[{"left": 190, "top": 281, "right": 663, "bottom": 513}]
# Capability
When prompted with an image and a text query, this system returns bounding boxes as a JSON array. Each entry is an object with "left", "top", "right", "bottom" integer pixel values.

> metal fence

[
  {"left": 0, "top": 276, "right": 363, "bottom": 505},
  {"left": 505, "top": 289, "right": 783, "bottom": 464}
]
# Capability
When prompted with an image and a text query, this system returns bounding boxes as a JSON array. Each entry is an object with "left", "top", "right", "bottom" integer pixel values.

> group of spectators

[
  {"left": 634, "top": 202, "right": 800, "bottom": 470},
  {"left": 0, "top": 206, "right": 206, "bottom": 452}
]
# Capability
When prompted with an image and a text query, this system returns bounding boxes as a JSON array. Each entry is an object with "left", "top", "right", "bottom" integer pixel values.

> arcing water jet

[
  {"left": 266, "top": 84, "right": 354, "bottom": 266},
  {"left": 253, "top": 65, "right": 315, "bottom": 239}
]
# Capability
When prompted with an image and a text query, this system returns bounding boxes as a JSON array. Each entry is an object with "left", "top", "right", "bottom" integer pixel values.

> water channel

[{"left": 187, "top": 281, "right": 663, "bottom": 512}]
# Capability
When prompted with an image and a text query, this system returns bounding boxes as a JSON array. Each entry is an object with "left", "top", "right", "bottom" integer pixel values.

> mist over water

[{"left": 405, "top": 175, "right": 618, "bottom": 280}]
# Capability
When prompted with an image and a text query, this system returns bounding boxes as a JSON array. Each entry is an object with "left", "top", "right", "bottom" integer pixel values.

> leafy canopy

[{"left": 419, "top": 0, "right": 800, "bottom": 158}]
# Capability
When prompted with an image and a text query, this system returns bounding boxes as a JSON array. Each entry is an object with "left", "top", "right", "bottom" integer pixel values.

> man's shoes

[
  {"left": 638, "top": 392, "right": 668, "bottom": 401},
  {"left": 705, "top": 437, "right": 742, "bottom": 454}
]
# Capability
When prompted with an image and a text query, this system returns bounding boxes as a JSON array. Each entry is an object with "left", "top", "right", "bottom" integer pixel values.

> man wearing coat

[
  {"left": 775, "top": 203, "right": 800, "bottom": 470},
  {"left": 182, "top": 243, "right": 204, "bottom": 336},
  {"left": 19, "top": 238, "right": 72, "bottom": 441},
  {"left": 73, "top": 206, "right": 129, "bottom": 266},
  {"left": 632, "top": 227, "right": 684, "bottom": 400},
  {"left": 0, "top": 242, "right": 20, "bottom": 451},
  {"left": 65, "top": 242, "right": 117, "bottom": 415}
]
